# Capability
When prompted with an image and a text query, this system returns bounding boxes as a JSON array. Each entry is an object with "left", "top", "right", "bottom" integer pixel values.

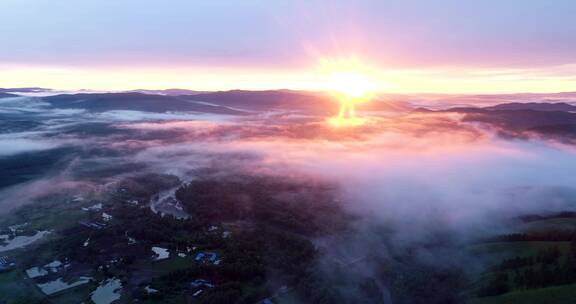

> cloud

[
  {"left": 0, "top": 137, "right": 58, "bottom": 157},
  {"left": 93, "top": 110, "right": 235, "bottom": 122},
  {"left": 122, "top": 113, "right": 576, "bottom": 237},
  {"left": 2, "top": 106, "right": 576, "bottom": 301}
]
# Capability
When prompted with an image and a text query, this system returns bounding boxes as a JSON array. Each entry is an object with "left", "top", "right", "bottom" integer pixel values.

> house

[
  {"left": 81, "top": 202, "right": 102, "bottom": 211},
  {"left": 195, "top": 252, "right": 218, "bottom": 264},
  {"left": 79, "top": 220, "right": 106, "bottom": 230},
  {"left": 102, "top": 212, "right": 113, "bottom": 222},
  {"left": 190, "top": 279, "right": 214, "bottom": 288},
  {"left": 190, "top": 279, "right": 214, "bottom": 298},
  {"left": 0, "top": 256, "right": 15, "bottom": 271},
  {"left": 151, "top": 247, "right": 169, "bottom": 261}
]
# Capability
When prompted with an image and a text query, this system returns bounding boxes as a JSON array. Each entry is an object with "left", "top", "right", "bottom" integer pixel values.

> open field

[
  {"left": 0, "top": 270, "right": 45, "bottom": 304},
  {"left": 470, "top": 283, "right": 576, "bottom": 304}
]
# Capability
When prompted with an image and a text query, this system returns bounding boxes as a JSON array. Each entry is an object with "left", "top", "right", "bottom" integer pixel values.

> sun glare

[{"left": 321, "top": 58, "right": 378, "bottom": 127}]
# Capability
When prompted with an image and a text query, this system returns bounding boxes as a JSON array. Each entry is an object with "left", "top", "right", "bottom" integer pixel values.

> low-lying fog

[
  {"left": 2, "top": 95, "right": 576, "bottom": 237},
  {"left": 2, "top": 93, "right": 576, "bottom": 302}
]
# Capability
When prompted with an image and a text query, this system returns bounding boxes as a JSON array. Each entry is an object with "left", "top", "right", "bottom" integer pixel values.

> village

[{"left": 0, "top": 173, "right": 334, "bottom": 304}]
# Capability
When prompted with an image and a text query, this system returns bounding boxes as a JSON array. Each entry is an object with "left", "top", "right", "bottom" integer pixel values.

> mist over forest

[{"left": 1, "top": 90, "right": 576, "bottom": 303}]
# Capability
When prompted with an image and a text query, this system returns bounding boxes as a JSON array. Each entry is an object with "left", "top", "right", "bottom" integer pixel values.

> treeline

[
  {"left": 519, "top": 211, "right": 576, "bottom": 223},
  {"left": 486, "top": 231, "right": 576, "bottom": 242},
  {"left": 478, "top": 242, "right": 576, "bottom": 297},
  {"left": 47, "top": 204, "right": 212, "bottom": 269},
  {"left": 175, "top": 174, "right": 348, "bottom": 236},
  {"left": 130, "top": 174, "right": 340, "bottom": 303},
  {"left": 38, "top": 173, "right": 351, "bottom": 303},
  {"left": 495, "top": 247, "right": 562, "bottom": 271},
  {"left": 144, "top": 225, "right": 318, "bottom": 303}
]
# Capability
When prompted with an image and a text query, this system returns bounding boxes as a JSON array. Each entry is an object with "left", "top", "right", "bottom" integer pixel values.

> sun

[
  {"left": 321, "top": 58, "right": 379, "bottom": 126},
  {"left": 329, "top": 70, "right": 376, "bottom": 100}
]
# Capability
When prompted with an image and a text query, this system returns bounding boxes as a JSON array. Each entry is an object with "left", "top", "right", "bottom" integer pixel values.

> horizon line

[{"left": 3, "top": 86, "right": 576, "bottom": 96}]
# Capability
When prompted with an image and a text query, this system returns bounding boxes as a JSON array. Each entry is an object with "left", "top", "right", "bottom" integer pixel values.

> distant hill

[
  {"left": 0, "top": 92, "right": 18, "bottom": 98},
  {"left": 128, "top": 89, "right": 206, "bottom": 96},
  {"left": 461, "top": 109, "right": 576, "bottom": 129},
  {"left": 363, "top": 98, "right": 413, "bottom": 112},
  {"left": 412, "top": 104, "right": 576, "bottom": 144},
  {"left": 430, "top": 104, "right": 576, "bottom": 143},
  {"left": 28, "top": 90, "right": 413, "bottom": 115},
  {"left": 485, "top": 102, "right": 576, "bottom": 112},
  {"left": 183, "top": 90, "right": 337, "bottom": 113},
  {"left": 43, "top": 92, "right": 246, "bottom": 115},
  {"left": 0, "top": 87, "right": 51, "bottom": 93},
  {"left": 183, "top": 90, "right": 412, "bottom": 114},
  {"left": 439, "top": 105, "right": 576, "bottom": 127},
  {"left": 436, "top": 101, "right": 576, "bottom": 131}
]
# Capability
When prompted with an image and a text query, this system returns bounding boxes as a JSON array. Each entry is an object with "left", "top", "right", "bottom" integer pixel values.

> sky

[{"left": 1, "top": 0, "right": 576, "bottom": 93}]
